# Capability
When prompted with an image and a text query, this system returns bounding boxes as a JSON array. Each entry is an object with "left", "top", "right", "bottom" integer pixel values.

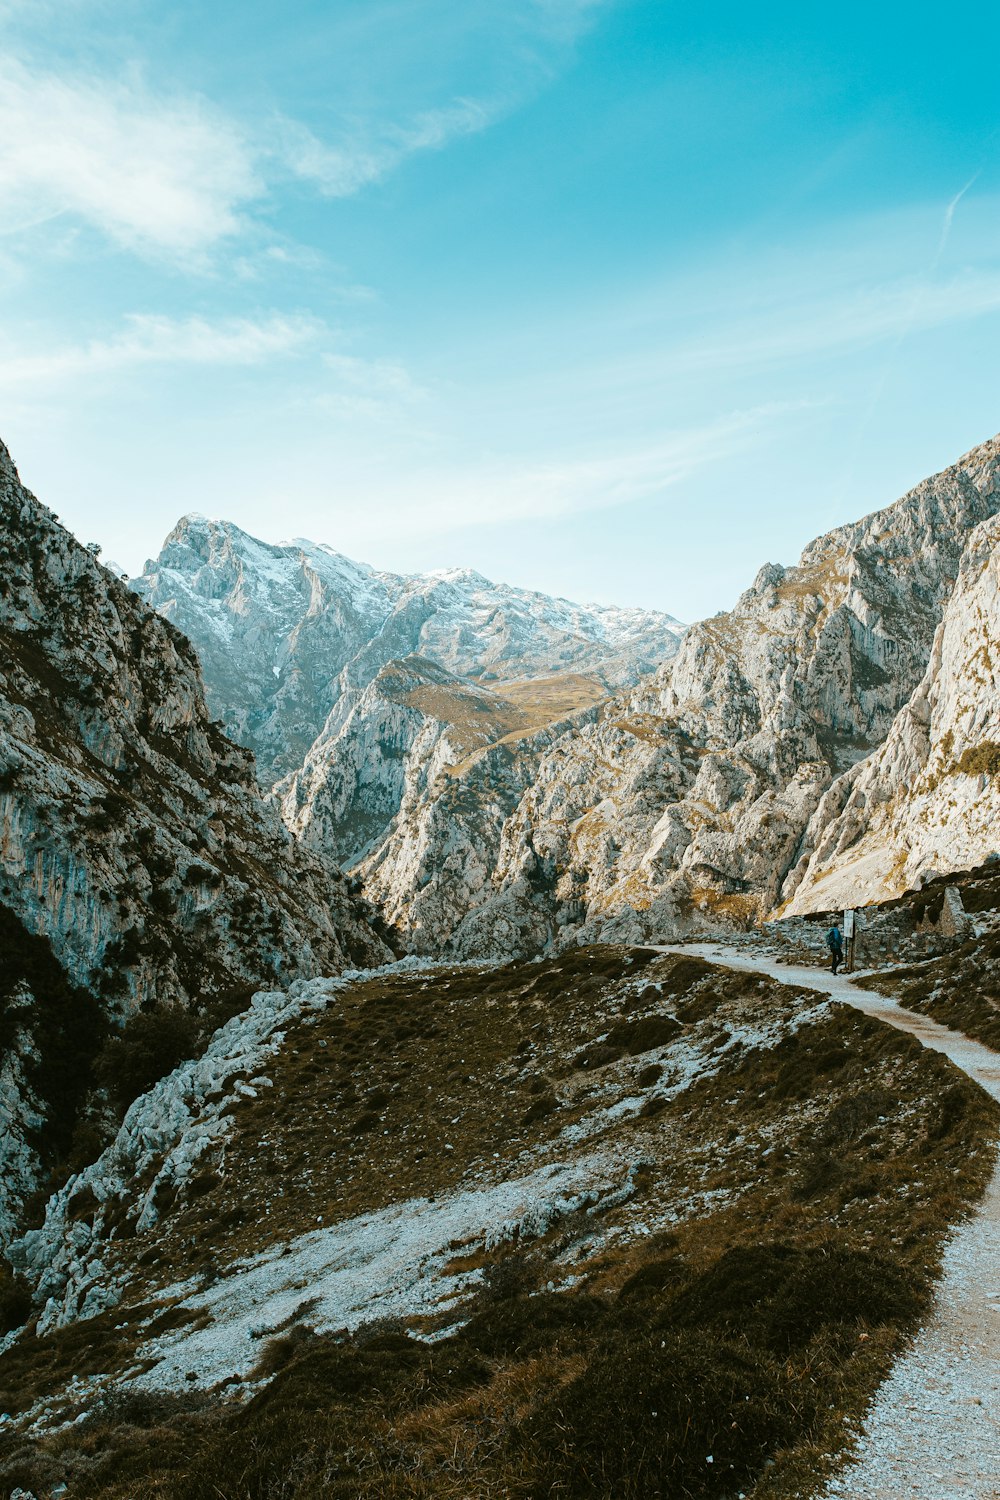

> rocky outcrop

[
  {"left": 0, "top": 441, "right": 388, "bottom": 1237},
  {"left": 135, "top": 517, "right": 686, "bottom": 785},
  {"left": 279, "top": 654, "right": 601, "bottom": 870},
  {"left": 356, "top": 434, "right": 1000, "bottom": 955},
  {"left": 783, "top": 508, "right": 1000, "bottom": 912},
  {"left": 0, "top": 443, "right": 387, "bottom": 1009}
]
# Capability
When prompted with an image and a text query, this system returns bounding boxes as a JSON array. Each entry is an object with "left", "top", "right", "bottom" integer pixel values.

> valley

[{"left": 1, "top": 426, "right": 1000, "bottom": 1498}]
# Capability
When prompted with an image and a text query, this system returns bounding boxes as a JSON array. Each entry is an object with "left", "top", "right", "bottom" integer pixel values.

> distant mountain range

[
  {"left": 134, "top": 518, "right": 687, "bottom": 785},
  {"left": 134, "top": 437, "right": 1000, "bottom": 958}
]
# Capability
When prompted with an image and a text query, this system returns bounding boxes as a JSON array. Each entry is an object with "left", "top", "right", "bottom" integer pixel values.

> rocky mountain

[
  {"left": 278, "top": 654, "right": 604, "bottom": 869},
  {"left": 346, "top": 435, "right": 1000, "bottom": 955},
  {"left": 782, "top": 507, "right": 1000, "bottom": 912},
  {"left": 134, "top": 516, "right": 686, "bottom": 785},
  {"left": 0, "top": 441, "right": 388, "bottom": 1243}
]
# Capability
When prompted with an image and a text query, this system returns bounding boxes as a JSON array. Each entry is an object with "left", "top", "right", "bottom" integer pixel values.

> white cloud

[
  {"left": 0, "top": 313, "right": 323, "bottom": 389},
  {"left": 277, "top": 98, "right": 497, "bottom": 197},
  {"left": 675, "top": 268, "right": 1000, "bottom": 376},
  {"left": 0, "top": 0, "right": 607, "bottom": 264},
  {"left": 353, "top": 401, "right": 813, "bottom": 534},
  {"left": 0, "top": 58, "right": 260, "bottom": 259},
  {"left": 320, "top": 352, "right": 427, "bottom": 404},
  {"left": 522, "top": 0, "right": 611, "bottom": 46}
]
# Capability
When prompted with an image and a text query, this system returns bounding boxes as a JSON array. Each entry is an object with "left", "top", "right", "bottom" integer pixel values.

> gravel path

[{"left": 658, "top": 944, "right": 1000, "bottom": 1499}]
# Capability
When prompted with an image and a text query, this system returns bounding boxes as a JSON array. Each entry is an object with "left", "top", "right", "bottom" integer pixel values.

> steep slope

[
  {"left": 358, "top": 435, "right": 1000, "bottom": 955},
  {"left": 134, "top": 517, "right": 685, "bottom": 783},
  {"left": 783, "top": 509, "right": 1000, "bottom": 912},
  {"left": 0, "top": 948, "right": 993, "bottom": 1500},
  {"left": 0, "top": 441, "right": 388, "bottom": 1239},
  {"left": 279, "top": 655, "right": 603, "bottom": 869}
]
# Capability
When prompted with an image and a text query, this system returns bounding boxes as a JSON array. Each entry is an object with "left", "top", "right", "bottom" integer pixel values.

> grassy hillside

[{"left": 1, "top": 948, "right": 995, "bottom": 1499}]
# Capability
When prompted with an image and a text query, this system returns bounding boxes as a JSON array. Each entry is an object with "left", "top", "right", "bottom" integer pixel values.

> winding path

[{"left": 658, "top": 944, "right": 1000, "bottom": 1500}]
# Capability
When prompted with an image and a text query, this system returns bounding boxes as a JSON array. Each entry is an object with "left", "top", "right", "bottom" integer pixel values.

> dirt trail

[{"left": 657, "top": 944, "right": 1000, "bottom": 1499}]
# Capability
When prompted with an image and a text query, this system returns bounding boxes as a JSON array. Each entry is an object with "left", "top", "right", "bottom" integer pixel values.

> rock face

[
  {"left": 0, "top": 442, "right": 388, "bottom": 1237},
  {"left": 279, "top": 654, "right": 602, "bottom": 871},
  {"left": 783, "top": 508, "right": 1000, "bottom": 912},
  {"left": 0, "top": 444, "right": 386, "bottom": 1009},
  {"left": 134, "top": 517, "right": 686, "bottom": 784},
  {"left": 353, "top": 435, "right": 1000, "bottom": 954}
]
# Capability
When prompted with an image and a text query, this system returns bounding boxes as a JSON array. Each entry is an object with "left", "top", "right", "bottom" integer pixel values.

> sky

[{"left": 2, "top": 0, "right": 1000, "bottom": 622}]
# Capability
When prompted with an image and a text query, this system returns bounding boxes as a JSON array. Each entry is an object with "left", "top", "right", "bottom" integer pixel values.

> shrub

[
  {"left": 0, "top": 901, "right": 107, "bottom": 1160},
  {"left": 527, "top": 1327, "right": 812, "bottom": 1499},
  {"left": 93, "top": 1006, "right": 200, "bottom": 1115},
  {"left": 654, "top": 1241, "right": 924, "bottom": 1355},
  {"left": 462, "top": 1289, "right": 606, "bottom": 1358},
  {"left": 0, "top": 1265, "right": 32, "bottom": 1334},
  {"left": 606, "top": 1014, "right": 682, "bottom": 1055}
]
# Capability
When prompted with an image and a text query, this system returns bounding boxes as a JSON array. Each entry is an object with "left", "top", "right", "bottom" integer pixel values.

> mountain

[
  {"left": 347, "top": 435, "right": 1000, "bottom": 955},
  {"left": 278, "top": 654, "right": 605, "bottom": 869},
  {"left": 134, "top": 516, "right": 686, "bottom": 785},
  {"left": 132, "top": 434, "right": 1000, "bottom": 960},
  {"left": 783, "top": 506, "right": 1000, "bottom": 912},
  {"left": 0, "top": 442, "right": 388, "bottom": 1243}
]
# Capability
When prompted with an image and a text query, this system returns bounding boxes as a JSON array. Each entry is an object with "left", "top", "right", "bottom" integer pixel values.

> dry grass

[
  {"left": 1, "top": 947, "right": 996, "bottom": 1500},
  {"left": 860, "top": 930, "right": 1000, "bottom": 1051}
]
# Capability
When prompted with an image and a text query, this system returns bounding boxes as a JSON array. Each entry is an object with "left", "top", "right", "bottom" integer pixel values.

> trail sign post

[{"left": 843, "top": 909, "right": 856, "bottom": 973}]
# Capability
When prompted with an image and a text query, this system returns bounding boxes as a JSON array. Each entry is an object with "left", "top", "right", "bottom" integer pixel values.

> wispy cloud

[
  {"left": 675, "top": 268, "right": 1000, "bottom": 376},
  {"left": 0, "top": 313, "right": 323, "bottom": 389},
  {"left": 937, "top": 175, "right": 979, "bottom": 259},
  {"left": 276, "top": 98, "right": 498, "bottom": 197},
  {"left": 0, "top": 59, "right": 260, "bottom": 259},
  {"left": 360, "top": 401, "right": 814, "bottom": 533},
  {"left": 0, "top": 57, "right": 501, "bottom": 262},
  {"left": 0, "top": 1, "right": 610, "bottom": 265},
  {"left": 321, "top": 352, "right": 427, "bottom": 401}
]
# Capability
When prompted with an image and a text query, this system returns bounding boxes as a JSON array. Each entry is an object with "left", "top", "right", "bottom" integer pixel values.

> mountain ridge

[
  {"left": 134, "top": 514, "right": 687, "bottom": 786},
  {"left": 347, "top": 430, "right": 1000, "bottom": 954},
  {"left": 0, "top": 441, "right": 388, "bottom": 1243}
]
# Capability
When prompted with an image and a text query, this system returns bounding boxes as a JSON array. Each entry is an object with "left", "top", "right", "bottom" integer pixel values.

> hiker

[{"left": 826, "top": 922, "right": 844, "bottom": 975}]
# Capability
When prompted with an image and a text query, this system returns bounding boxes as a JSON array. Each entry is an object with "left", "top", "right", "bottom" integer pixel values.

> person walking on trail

[{"left": 826, "top": 922, "right": 844, "bottom": 975}]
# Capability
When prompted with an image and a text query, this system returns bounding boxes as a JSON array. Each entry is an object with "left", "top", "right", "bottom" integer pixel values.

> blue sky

[{"left": 3, "top": 0, "right": 1000, "bottom": 620}]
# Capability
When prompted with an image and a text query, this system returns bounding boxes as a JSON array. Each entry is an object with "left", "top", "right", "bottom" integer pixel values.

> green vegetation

[
  {"left": 955, "top": 740, "right": 1000, "bottom": 778},
  {"left": 93, "top": 983, "right": 261, "bottom": 1118},
  {"left": 0, "top": 901, "right": 107, "bottom": 1167}
]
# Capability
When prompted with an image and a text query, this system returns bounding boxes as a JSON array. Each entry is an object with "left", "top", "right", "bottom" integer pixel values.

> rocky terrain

[
  {"left": 132, "top": 436, "right": 1000, "bottom": 961},
  {"left": 1, "top": 945, "right": 994, "bottom": 1500},
  {"left": 349, "top": 434, "right": 1000, "bottom": 956},
  {"left": 5, "top": 425, "right": 1000, "bottom": 1500},
  {"left": 783, "top": 507, "right": 1000, "bottom": 913},
  {"left": 0, "top": 442, "right": 387, "bottom": 1248},
  {"left": 846, "top": 855, "right": 1000, "bottom": 1052},
  {"left": 134, "top": 516, "right": 685, "bottom": 785}
]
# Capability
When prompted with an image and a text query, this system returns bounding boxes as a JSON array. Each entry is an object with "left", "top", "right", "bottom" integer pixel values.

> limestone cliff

[
  {"left": 0, "top": 443, "right": 386, "bottom": 1007},
  {"left": 355, "top": 434, "right": 1000, "bottom": 954},
  {"left": 783, "top": 508, "right": 1000, "bottom": 911},
  {"left": 0, "top": 441, "right": 388, "bottom": 1237}
]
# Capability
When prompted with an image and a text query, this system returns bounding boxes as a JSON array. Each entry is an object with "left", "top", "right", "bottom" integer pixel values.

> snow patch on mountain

[{"left": 134, "top": 517, "right": 686, "bottom": 784}]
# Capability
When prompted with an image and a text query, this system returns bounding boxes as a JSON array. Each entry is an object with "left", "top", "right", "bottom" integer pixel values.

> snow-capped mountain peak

[{"left": 134, "top": 521, "right": 686, "bottom": 783}]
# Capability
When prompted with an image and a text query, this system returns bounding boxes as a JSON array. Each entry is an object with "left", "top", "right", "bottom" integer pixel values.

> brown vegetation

[{"left": 1, "top": 947, "right": 995, "bottom": 1499}]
